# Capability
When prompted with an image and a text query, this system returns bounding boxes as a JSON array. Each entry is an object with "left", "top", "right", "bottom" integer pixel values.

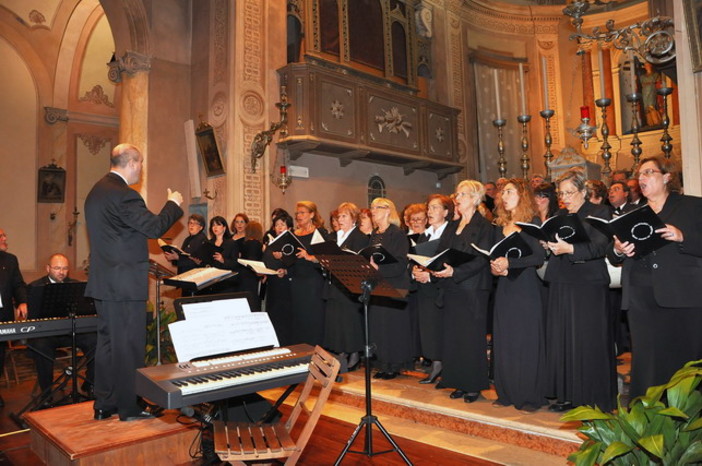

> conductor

[{"left": 85, "top": 143, "right": 183, "bottom": 421}]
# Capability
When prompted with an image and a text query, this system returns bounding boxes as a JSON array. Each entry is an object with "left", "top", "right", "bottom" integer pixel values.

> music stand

[
  {"left": 11, "top": 282, "right": 95, "bottom": 427},
  {"left": 149, "top": 259, "right": 175, "bottom": 364},
  {"left": 316, "top": 254, "right": 412, "bottom": 465}
]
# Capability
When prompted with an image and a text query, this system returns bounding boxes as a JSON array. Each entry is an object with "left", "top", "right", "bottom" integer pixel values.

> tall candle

[
  {"left": 628, "top": 49, "right": 636, "bottom": 94},
  {"left": 493, "top": 69, "right": 502, "bottom": 120},
  {"left": 541, "top": 56, "right": 549, "bottom": 110},
  {"left": 598, "top": 47, "right": 606, "bottom": 99},
  {"left": 519, "top": 63, "right": 526, "bottom": 116}
]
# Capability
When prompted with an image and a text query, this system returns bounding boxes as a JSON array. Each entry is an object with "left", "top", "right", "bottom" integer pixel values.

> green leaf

[
  {"left": 601, "top": 441, "right": 632, "bottom": 464},
  {"left": 684, "top": 417, "right": 702, "bottom": 432},
  {"left": 658, "top": 406, "right": 690, "bottom": 419},
  {"left": 570, "top": 442, "right": 602, "bottom": 466},
  {"left": 639, "top": 434, "right": 665, "bottom": 458},
  {"left": 678, "top": 440, "right": 702, "bottom": 464},
  {"left": 561, "top": 406, "right": 613, "bottom": 422}
]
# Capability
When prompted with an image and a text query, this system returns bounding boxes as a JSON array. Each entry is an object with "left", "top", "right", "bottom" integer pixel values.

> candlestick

[
  {"left": 628, "top": 50, "right": 636, "bottom": 94},
  {"left": 596, "top": 97, "right": 613, "bottom": 178},
  {"left": 598, "top": 47, "right": 606, "bottom": 99},
  {"left": 518, "top": 114, "right": 531, "bottom": 178},
  {"left": 540, "top": 109, "right": 555, "bottom": 180},
  {"left": 519, "top": 63, "right": 526, "bottom": 116},
  {"left": 626, "top": 92, "right": 643, "bottom": 172},
  {"left": 493, "top": 69, "right": 502, "bottom": 120},
  {"left": 541, "top": 56, "right": 549, "bottom": 110},
  {"left": 493, "top": 118, "right": 507, "bottom": 177},
  {"left": 657, "top": 86, "right": 674, "bottom": 159}
]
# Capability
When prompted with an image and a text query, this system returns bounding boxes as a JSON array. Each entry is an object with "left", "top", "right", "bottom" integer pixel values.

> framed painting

[
  {"left": 195, "top": 124, "right": 225, "bottom": 177},
  {"left": 37, "top": 163, "right": 66, "bottom": 203}
]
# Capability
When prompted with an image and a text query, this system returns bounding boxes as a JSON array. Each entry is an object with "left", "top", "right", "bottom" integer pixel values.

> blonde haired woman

[
  {"left": 368, "top": 197, "right": 412, "bottom": 380},
  {"left": 432, "top": 180, "right": 493, "bottom": 402}
]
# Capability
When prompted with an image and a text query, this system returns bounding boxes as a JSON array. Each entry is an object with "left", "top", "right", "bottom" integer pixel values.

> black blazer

[
  {"left": 176, "top": 231, "right": 208, "bottom": 274},
  {"left": 0, "top": 251, "right": 27, "bottom": 321},
  {"left": 610, "top": 193, "right": 702, "bottom": 309},
  {"left": 370, "top": 224, "right": 409, "bottom": 293},
  {"left": 85, "top": 173, "right": 183, "bottom": 301},
  {"left": 543, "top": 201, "right": 611, "bottom": 285},
  {"left": 436, "top": 215, "right": 493, "bottom": 291}
]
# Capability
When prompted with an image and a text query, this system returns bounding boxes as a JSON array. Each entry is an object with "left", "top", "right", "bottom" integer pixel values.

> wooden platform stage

[{"left": 23, "top": 402, "right": 200, "bottom": 465}]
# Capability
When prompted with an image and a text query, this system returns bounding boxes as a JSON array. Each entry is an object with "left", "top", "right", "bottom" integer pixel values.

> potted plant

[{"left": 562, "top": 359, "right": 702, "bottom": 465}]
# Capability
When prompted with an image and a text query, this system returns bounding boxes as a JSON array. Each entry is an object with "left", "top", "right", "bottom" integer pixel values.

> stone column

[{"left": 108, "top": 51, "right": 151, "bottom": 198}]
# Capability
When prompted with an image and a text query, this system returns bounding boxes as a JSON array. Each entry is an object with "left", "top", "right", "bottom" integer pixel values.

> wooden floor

[{"left": 0, "top": 354, "right": 496, "bottom": 465}]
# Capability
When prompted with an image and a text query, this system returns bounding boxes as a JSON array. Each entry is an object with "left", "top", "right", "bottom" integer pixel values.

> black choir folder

[
  {"left": 158, "top": 239, "right": 188, "bottom": 257},
  {"left": 585, "top": 204, "right": 668, "bottom": 256},
  {"left": 471, "top": 231, "right": 533, "bottom": 259},
  {"left": 265, "top": 230, "right": 306, "bottom": 266},
  {"left": 408, "top": 248, "right": 474, "bottom": 271},
  {"left": 310, "top": 240, "right": 398, "bottom": 265},
  {"left": 516, "top": 213, "right": 590, "bottom": 244}
]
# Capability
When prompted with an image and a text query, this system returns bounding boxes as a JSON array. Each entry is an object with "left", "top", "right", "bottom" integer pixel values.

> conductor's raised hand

[{"left": 167, "top": 188, "right": 183, "bottom": 206}]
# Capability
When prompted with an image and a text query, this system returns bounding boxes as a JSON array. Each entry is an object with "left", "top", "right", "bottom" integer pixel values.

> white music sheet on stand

[
  {"left": 169, "top": 300, "right": 280, "bottom": 362},
  {"left": 181, "top": 298, "right": 251, "bottom": 320}
]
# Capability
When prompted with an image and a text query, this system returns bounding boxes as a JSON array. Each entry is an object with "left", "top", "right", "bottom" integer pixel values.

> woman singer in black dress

[
  {"left": 285, "top": 201, "right": 328, "bottom": 346},
  {"left": 237, "top": 221, "right": 264, "bottom": 311},
  {"left": 432, "top": 180, "right": 493, "bottom": 402},
  {"left": 262, "top": 212, "right": 294, "bottom": 345},
  {"left": 611, "top": 156, "right": 702, "bottom": 398},
  {"left": 368, "top": 197, "right": 412, "bottom": 380},
  {"left": 323, "top": 202, "right": 370, "bottom": 371},
  {"left": 208, "top": 216, "right": 239, "bottom": 293},
  {"left": 410, "top": 194, "right": 453, "bottom": 384},
  {"left": 543, "top": 169, "right": 616, "bottom": 412},
  {"left": 490, "top": 179, "right": 547, "bottom": 411}
]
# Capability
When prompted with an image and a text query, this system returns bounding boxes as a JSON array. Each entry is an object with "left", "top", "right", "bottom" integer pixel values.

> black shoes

[
  {"left": 449, "top": 389, "right": 466, "bottom": 399},
  {"left": 347, "top": 352, "right": 360, "bottom": 372},
  {"left": 548, "top": 401, "right": 573, "bottom": 412},
  {"left": 373, "top": 371, "right": 386, "bottom": 379},
  {"left": 382, "top": 372, "right": 398, "bottom": 380},
  {"left": 419, "top": 374, "right": 440, "bottom": 384},
  {"left": 464, "top": 392, "right": 480, "bottom": 403},
  {"left": 94, "top": 407, "right": 118, "bottom": 420},
  {"left": 419, "top": 361, "right": 442, "bottom": 385}
]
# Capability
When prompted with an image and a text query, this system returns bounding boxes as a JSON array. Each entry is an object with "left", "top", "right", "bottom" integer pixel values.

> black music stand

[
  {"left": 149, "top": 259, "right": 175, "bottom": 365},
  {"left": 11, "top": 282, "right": 95, "bottom": 427},
  {"left": 316, "top": 254, "right": 412, "bottom": 465}
]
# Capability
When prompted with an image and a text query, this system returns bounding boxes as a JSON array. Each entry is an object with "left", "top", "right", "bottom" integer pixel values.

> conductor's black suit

[{"left": 85, "top": 172, "right": 182, "bottom": 418}]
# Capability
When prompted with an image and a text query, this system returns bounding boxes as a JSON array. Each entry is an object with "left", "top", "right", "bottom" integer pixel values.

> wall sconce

[
  {"left": 250, "top": 85, "right": 290, "bottom": 173},
  {"left": 68, "top": 207, "right": 79, "bottom": 247},
  {"left": 271, "top": 148, "right": 293, "bottom": 194},
  {"left": 563, "top": 1, "right": 675, "bottom": 64},
  {"left": 203, "top": 189, "right": 218, "bottom": 200}
]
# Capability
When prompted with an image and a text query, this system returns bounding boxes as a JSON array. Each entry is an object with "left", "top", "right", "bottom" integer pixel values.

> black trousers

[
  {"left": 29, "top": 333, "right": 97, "bottom": 392},
  {"left": 93, "top": 300, "right": 146, "bottom": 417}
]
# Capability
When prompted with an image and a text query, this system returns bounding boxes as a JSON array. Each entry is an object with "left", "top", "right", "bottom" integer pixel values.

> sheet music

[
  {"left": 181, "top": 298, "right": 251, "bottom": 320},
  {"left": 169, "top": 312, "right": 279, "bottom": 362}
]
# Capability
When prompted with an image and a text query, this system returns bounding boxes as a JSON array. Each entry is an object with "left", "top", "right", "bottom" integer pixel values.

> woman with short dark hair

[{"left": 612, "top": 156, "right": 702, "bottom": 398}]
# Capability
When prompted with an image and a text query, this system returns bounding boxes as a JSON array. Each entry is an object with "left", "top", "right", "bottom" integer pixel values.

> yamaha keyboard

[
  {"left": 0, "top": 315, "right": 98, "bottom": 342},
  {"left": 135, "top": 344, "right": 315, "bottom": 409}
]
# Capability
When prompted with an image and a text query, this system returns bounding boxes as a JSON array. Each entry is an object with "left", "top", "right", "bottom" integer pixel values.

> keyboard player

[
  {"left": 0, "top": 228, "right": 28, "bottom": 407},
  {"left": 28, "top": 254, "right": 96, "bottom": 400}
]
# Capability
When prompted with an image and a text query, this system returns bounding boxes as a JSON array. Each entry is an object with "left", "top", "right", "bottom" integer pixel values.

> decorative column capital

[
  {"left": 44, "top": 106, "right": 68, "bottom": 124},
  {"left": 107, "top": 51, "right": 152, "bottom": 83}
]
